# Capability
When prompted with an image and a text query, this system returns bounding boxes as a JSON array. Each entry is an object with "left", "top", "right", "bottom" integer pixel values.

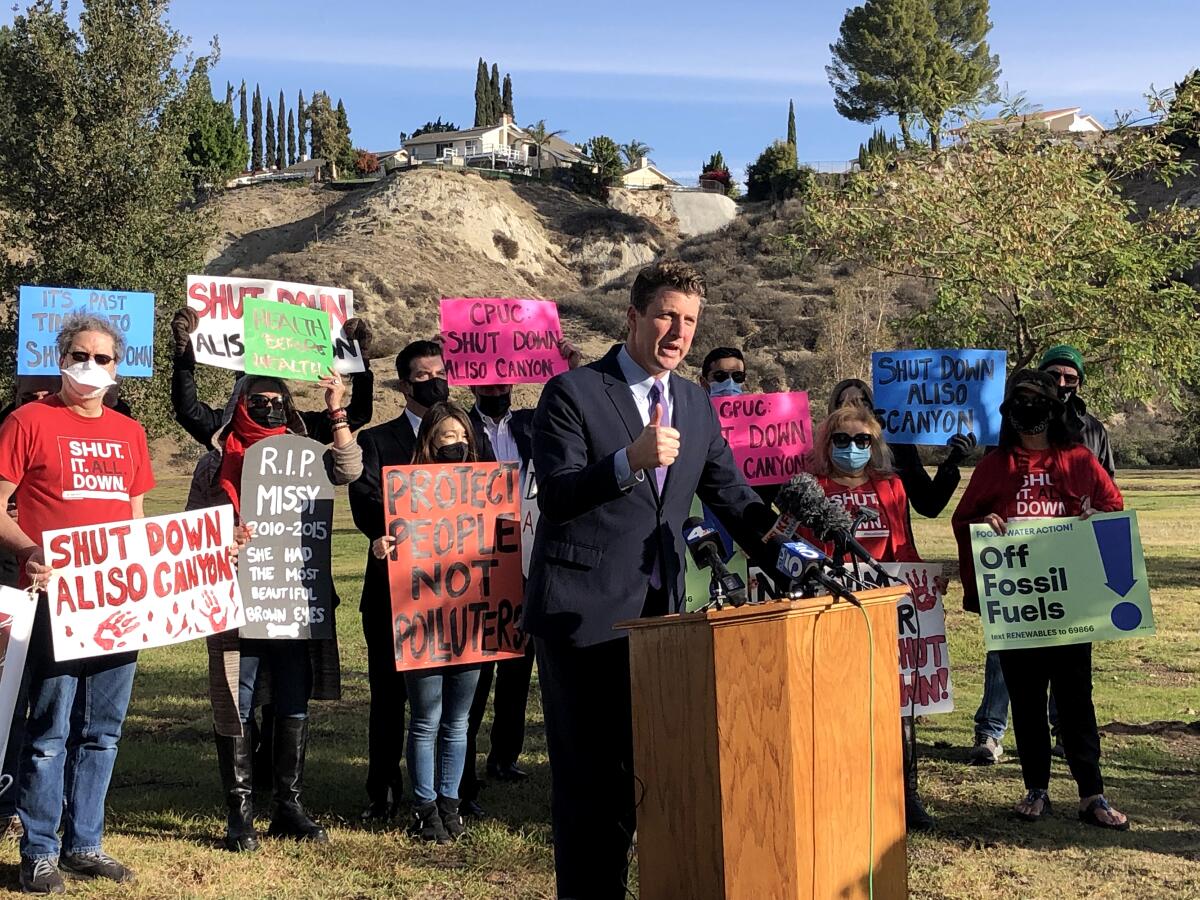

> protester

[
  {"left": 697, "top": 347, "right": 746, "bottom": 397},
  {"left": 525, "top": 260, "right": 775, "bottom": 897},
  {"left": 186, "top": 371, "right": 361, "bottom": 852},
  {"left": 952, "top": 369, "right": 1129, "bottom": 830},
  {"left": 370, "top": 402, "right": 486, "bottom": 843},
  {"left": 800, "top": 404, "right": 934, "bottom": 831},
  {"left": 0, "top": 314, "right": 154, "bottom": 893},
  {"left": 348, "top": 339, "right": 445, "bottom": 823}
]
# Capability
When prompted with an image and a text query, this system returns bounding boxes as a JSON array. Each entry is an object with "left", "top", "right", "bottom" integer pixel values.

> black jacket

[
  {"left": 890, "top": 443, "right": 961, "bottom": 519},
  {"left": 1066, "top": 396, "right": 1116, "bottom": 477},
  {"left": 468, "top": 405, "right": 534, "bottom": 467}
]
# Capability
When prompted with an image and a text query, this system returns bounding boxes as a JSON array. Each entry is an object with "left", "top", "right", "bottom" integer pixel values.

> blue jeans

[
  {"left": 237, "top": 640, "right": 312, "bottom": 723},
  {"left": 405, "top": 665, "right": 481, "bottom": 804},
  {"left": 17, "top": 603, "right": 137, "bottom": 861},
  {"left": 974, "top": 650, "right": 1059, "bottom": 741}
]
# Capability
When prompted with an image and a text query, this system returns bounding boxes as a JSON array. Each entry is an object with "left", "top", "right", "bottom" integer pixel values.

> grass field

[{"left": 0, "top": 470, "right": 1197, "bottom": 898}]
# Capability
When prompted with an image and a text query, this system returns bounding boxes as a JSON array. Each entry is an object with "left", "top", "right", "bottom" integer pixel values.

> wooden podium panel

[{"left": 623, "top": 588, "right": 908, "bottom": 900}]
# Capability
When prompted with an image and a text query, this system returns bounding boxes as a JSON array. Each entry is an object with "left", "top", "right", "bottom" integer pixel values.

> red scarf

[{"left": 216, "top": 399, "right": 287, "bottom": 516}]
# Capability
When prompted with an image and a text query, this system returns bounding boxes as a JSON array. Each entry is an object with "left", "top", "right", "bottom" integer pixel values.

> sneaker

[
  {"left": 968, "top": 735, "right": 1004, "bottom": 766},
  {"left": 19, "top": 857, "right": 65, "bottom": 894},
  {"left": 58, "top": 850, "right": 135, "bottom": 884},
  {"left": 3, "top": 814, "right": 24, "bottom": 840}
]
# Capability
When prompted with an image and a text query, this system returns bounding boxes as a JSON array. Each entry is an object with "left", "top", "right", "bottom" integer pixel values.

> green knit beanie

[{"left": 1038, "top": 344, "right": 1085, "bottom": 384}]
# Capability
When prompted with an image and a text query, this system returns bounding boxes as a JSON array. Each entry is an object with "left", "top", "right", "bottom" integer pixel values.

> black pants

[
  {"left": 997, "top": 642, "right": 1103, "bottom": 798},
  {"left": 461, "top": 641, "right": 536, "bottom": 803},
  {"left": 537, "top": 635, "right": 635, "bottom": 900},
  {"left": 362, "top": 600, "right": 409, "bottom": 808}
]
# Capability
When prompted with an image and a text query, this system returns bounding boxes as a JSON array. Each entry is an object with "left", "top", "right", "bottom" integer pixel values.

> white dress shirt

[
  {"left": 613, "top": 346, "right": 673, "bottom": 487},
  {"left": 479, "top": 410, "right": 520, "bottom": 463}
]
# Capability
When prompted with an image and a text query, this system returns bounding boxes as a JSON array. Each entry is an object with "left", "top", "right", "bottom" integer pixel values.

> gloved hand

[
  {"left": 944, "top": 432, "right": 977, "bottom": 467},
  {"left": 171, "top": 307, "right": 199, "bottom": 358},
  {"left": 343, "top": 317, "right": 372, "bottom": 357}
]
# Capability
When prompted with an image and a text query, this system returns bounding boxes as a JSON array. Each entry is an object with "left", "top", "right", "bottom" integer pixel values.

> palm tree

[
  {"left": 524, "top": 119, "right": 567, "bottom": 176},
  {"left": 619, "top": 140, "right": 653, "bottom": 168}
]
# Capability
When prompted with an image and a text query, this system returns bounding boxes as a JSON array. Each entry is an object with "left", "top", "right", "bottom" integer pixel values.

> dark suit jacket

[
  {"left": 468, "top": 405, "right": 534, "bottom": 468},
  {"left": 524, "top": 345, "right": 774, "bottom": 647}
]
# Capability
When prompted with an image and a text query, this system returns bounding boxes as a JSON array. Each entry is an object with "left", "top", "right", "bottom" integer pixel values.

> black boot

[
  {"left": 437, "top": 796, "right": 465, "bottom": 840},
  {"left": 214, "top": 730, "right": 259, "bottom": 852},
  {"left": 903, "top": 716, "right": 934, "bottom": 832},
  {"left": 410, "top": 801, "right": 450, "bottom": 844},
  {"left": 266, "top": 718, "right": 329, "bottom": 843}
]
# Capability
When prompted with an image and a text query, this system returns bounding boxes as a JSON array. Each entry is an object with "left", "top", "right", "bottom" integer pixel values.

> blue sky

[{"left": 10, "top": 2, "right": 1200, "bottom": 183}]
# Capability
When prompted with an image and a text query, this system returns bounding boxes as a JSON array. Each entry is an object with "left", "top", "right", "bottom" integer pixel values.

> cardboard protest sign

[
  {"left": 872, "top": 349, "right": 1006, "bottom": 446},
  {"left": 382, "top": 462, "right": 525, "bottom": 671},
  {"left": 519, "top": 461, "right": 539, "bottom": 578},
  {"left": 713, "top": 392, "right": 813, "bottom": 486},
  {"left": 242, "top": 297, "right": 333, "bottom": 383},
  {"left": 0, "top": 587, "right": 36, "bottom": 794},
  {"left": 186, "top": 275, "right": 364, "bottom": 375},
  {"left": 238, "top": 435, "right": 335, "bottom": 640},
  {"left": 970, "top": 511, "right": 1154, "bottom": 651},
  {"left": 440, "top": 298, "right": 568, "bottom": 385},
  {"left": 42, "top": 506, "right": 242, "bottom": 662},
  {"left": 18, "top": 285, "right": 156, "bottom": 377}
]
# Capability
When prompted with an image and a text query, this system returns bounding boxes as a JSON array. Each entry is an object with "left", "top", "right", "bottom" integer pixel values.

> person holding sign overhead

[
  {"left": 0, "top": 313, "right": 153, "bottom": 893},
  {"left": 186, "top": 371, "right": 361, "bottom": 852},
  {"left": 525, "top": 261, "right": 776, "bottom": 898},
  {"left": 952, "top": 370, "right": 1129, "bottom": 830}
]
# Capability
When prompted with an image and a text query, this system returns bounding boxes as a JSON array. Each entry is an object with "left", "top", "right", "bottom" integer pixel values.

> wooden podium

[{"left": 620, "top": 587, "right": 909, "bottom": 900}]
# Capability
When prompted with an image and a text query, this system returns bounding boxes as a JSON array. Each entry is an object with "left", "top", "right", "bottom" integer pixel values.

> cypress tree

[
  {"left": 265, "top": 97, "right": 276, "bottom": 168},
  {"left": 297, "top": 89, "right": 307, "bottom": 159},
  {"left": 502, "top": 73, "right": 514, "bottom": 119},
  {"left": 787, "top": 99, "right": 797, "bottom": 148},
  {"left": 251, "top": 85, "right": 263, "bottom": 170},
  {"left": 489, "top": 63, "right": 501, "bottom": 124},
  {"left": 287, "top": 109, "right": 297, "bottom": 166},
  {"left": 276, "top": 90, "right": 286, "bottom": 169},
  {"left": 474, "top": 58, "right": 488, "bottom": 127},
  {"left": 224, "top": 81, "right": 233, "bottom": 108},
  {"left": 238, "top": 81, "right": 249, "bottom": 170}
]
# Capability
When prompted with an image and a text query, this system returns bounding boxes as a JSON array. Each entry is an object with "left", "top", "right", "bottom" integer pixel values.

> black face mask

[
  {"left": 410, "top": 377, "right": 449, "bottom": 409},
  {"left": 247, "top": 405, "right": 287, "bottom": 429},
  {"left": 434, "top": 442, "right": 469, "bottom": 463},
  {"left": 1009, "top": 400, "right": 1052, "bottom": 435},
  {"left": 1058, "top": 386, "right": 1076, "bottom": 405},
  {"left": 475, "top": 392, "right": 512, "bottom": 419}
]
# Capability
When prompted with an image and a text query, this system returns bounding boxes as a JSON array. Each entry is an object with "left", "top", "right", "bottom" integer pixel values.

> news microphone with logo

[
  {"left": 770, "top": 538, "right": 860, "bottom": 605},
  {"left": 683, "top": 517, "right": 747, "bottom": 607}
]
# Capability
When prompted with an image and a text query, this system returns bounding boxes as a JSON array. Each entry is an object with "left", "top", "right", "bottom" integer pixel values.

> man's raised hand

[{"left": 627, "top": 403, "right": 680, "bottom": 472}]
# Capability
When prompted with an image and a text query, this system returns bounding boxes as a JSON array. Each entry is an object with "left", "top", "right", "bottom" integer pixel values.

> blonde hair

[{"left": 807, "top": 406, "right": 894, "bottom": 477}]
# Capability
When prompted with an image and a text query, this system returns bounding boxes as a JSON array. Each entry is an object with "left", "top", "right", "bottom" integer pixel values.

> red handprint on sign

[
  {"left": 199, "top": 589, "right": 228, "bottom": 633},
  {"left": 93, "top": 611, "right": 140, "bottom": 652},
  {"left": 905, "top": 567, "right": 940, "bottom": 612}
]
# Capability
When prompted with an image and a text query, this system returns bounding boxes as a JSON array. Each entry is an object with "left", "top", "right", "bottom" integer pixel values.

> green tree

[
  {"left": 309, "top": 91, "right": 349, "bottom": 179},
  {"left": 745, "top": 140, "right": 799, "bottom": 201},
  {"left": 297, "top": 89, "right": 307, "bottom": 159},
  {"left": 620, "top": 140, "right": 652, "bottom": 167},
  {"left": 286, "top": 109, "right": 296, "bottom": 166},
  {"left": 787, "top": 99, "right": 797, "bottom": 148},
  {"left": 224, "top": 81, "right": 233, "bottom": 108},
  {"left": 251, "top": 84, "right": 263, "bottom": 169},
  {"left": 798, "top": 122, "right": 1200, "bottom": 406},
  {"left": 489, "top": 63, "right": 501, "bottom": 124},
  {"left": 406, "top": 118, "right": 458, "bottom": 140},
  {"left": 827, "top": 0, "right": 1000, "bottom": 149},
  {"left": 474, "top": 58, "right": 489, "bottom": 127},
  {"left": 1165, "top": 69, "right": 1200, "bottom": 149},
  {"left": 181, "top": 61, "right": 248, "bottom": 188},
  {"left": 335, "top": 98, "right": 355, "bottom": 176},
  {"left": 265, "top": 97, "right": 275, "bottom": 169},
  {"left": 525, "top": 119, "right": 566, "bottom": 175},
  {"left": 583, "top": 135, "right": 624, "bottom": 181},
  {"left": 238, "top": 80, "right": 248, "bottom": 169},
  {"left": 276, "top": 90, "right": 286, "bottom": 170},
  {"left": 0, "top": 0, "right": 214, "bottom": 435},
  {"left": 502, "top": 73, "right": 514, "bottom": 118},
  {"left": 856, "top": 126, "right": 900, "bottom": 168}
]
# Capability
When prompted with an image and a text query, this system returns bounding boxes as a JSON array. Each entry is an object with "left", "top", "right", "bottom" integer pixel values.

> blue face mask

[
  {"left": 832, "top": 444, "right": 872, "bottom": 474},
  {"left": 708, "top": 379, "right": 743, "bottom": 397}
]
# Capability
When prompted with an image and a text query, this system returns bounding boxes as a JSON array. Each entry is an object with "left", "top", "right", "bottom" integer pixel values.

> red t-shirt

[
  {"left": 0, "top": 397, "right": 155, "bottom": 581},
  {"left": 798, "top": 473, "right": 920, "bottom": 563},
  {"left": 999, "top": 447, "right": 1069, "bottom": 520}
]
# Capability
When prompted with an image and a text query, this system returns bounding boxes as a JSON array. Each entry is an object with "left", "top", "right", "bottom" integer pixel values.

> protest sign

[
  {"left": 713, "top": 392, "right": 813, "bottom": 486},
  {"left": 872, "top": 348, "right": 1006, "bottom": 446},
  {"left": 0, "top": 587, "right": 36, "bottom": 794},
  {"left": 186, "top": 275, "right": 364, "bottom": 374},
  {"left": 382, "top": 462, "right": 525, "bottom": 671},
  {"left": 440, "top": 298, "right": 568, "bottom": 385},
  {"left": 238, "top": 435, "right": 335, "bottom": 640},
  {"left": 519, "top": 461, "right": 539, "bottom": 578},
  {"left": 970, "top": 511, "right": 1155, "bottom": 651},
  {"left": 242, "top": 297, "right": 333, "bottom": 383},
  {"left": 42, "top": 506, "right": 242, "bottom": 662},
  {"left": 17, "top": 285, "right": 156, "bottom": 377}
]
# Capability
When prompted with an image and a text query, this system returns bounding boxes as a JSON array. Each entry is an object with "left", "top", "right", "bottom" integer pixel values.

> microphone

[
  {"left": 683, "top": 517, "right": 747, "bottom": 608},
  {"left": 765, "top": 473, "right": 831, "bottom": 541},
  {"left": 851, "top": 505, "right": 880, "bottom": 534},
  {"left": 769, "top": 537, "right": 861, "bottom": 605}
]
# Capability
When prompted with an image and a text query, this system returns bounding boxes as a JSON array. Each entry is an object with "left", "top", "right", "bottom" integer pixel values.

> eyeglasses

[
  {"left": 832, "top": 432, "right": 873, "bottom": 449},
  {"left": 1046, "top": 368, "right": 1080, "bottom": 387},
  {"left": 247, "top": 394, "right": 286, "bottom": 411},
  {"left": 709, "top": 371, "right": 746, "bottom": 384},
  {"left": 68, "top": 350, "right": 115, "bottom": 366}
]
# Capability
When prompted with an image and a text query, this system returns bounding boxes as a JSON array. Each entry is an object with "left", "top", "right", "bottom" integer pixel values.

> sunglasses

[
  {"left": 247, "top": 394, "right": 286, "bottom": 411},
  {"left": 832, "top": 432, "right": 873, "bottom": 449},
  {"left": 1046, "top": 369, "right": 1080, "bottom": 387},
  {"left": 709, "top": 370, "right": 746, "bottom": 384},
  {"left": 68, "top": 350, "right": 115, "bottom": 366}
]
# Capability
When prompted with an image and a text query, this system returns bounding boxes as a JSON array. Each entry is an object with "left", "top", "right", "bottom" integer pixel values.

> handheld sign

[
  {"left": 440, "top": 298, "right": 568, "bottom": 385},
  {"left": 713, "top": 392, "right": 813, "bottom": 486},
  {"left": 519, "top": 461, "right": 538, "bottom": 578},
  {"left": 872, "top": 349, "right": 1006, "bottom": 446},
  {"left": 970, "top": 511, "right": 1154, "bottom": 651},
  {"left": 186, "top": 275, "right": 364, "bottom": 375},
  {"left": 242, "top": 297, "right": 333, "bottom": 383},
  {"left": 42, "top": 506, "right": 243, "bottom": 661},
  {"left": 18, "top": 285, "right": 156, "bottom": 377},
  {"left": 238, "top": 435, "right": 335, "bottom": 640},
  {"left": 382, "top": 462, "right": 525, "bottom": 671},
  {"left": 0, "top": 587, "right": 36, "bottom": 793}
]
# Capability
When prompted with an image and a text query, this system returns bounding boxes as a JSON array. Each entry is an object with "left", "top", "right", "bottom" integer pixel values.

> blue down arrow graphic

[{"left": 1092, "top": 517, "right": 1137, "bottom": 597}]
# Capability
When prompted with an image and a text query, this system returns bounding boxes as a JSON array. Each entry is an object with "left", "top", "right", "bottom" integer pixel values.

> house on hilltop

[
  {"left": 964, "top": 106, "right": 1105, "bottom": 136},
  {"left": 400, "top": 115, "right": 591, "bottom": 172},
  {"left": 621, "top": 157, "right": 680, "bottom": 189}
]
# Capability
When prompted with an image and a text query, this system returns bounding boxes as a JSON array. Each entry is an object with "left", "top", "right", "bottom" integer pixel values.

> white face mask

[{"left": 60, "top": 360, "right": 117, "bottom": 400}]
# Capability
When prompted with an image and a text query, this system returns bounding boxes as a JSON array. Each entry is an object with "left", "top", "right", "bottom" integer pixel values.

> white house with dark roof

[
  {"left": 399, "top": 115, "right": 591, "bottom": 172},
  {"left": 965, "top": 106, "right": 1105, "bottom": 135}
]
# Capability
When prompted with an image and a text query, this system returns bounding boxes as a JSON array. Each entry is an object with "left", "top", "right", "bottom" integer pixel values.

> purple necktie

[{"left": 648, "top": 381, "right": 667, "bottom": 590}]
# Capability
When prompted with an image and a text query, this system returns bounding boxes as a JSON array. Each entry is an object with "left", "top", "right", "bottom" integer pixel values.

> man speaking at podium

[{"left": 525, "top": 260, "right": 774, "bottom": 898}]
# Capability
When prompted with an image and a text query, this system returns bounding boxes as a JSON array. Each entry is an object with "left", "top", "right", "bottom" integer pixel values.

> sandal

[
  {"left": 1078, "top": 795, "right": 1130, "bottom": 831},
  {"left": 1015, "top": 788, "right": 1052, "bottom": 822}
]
